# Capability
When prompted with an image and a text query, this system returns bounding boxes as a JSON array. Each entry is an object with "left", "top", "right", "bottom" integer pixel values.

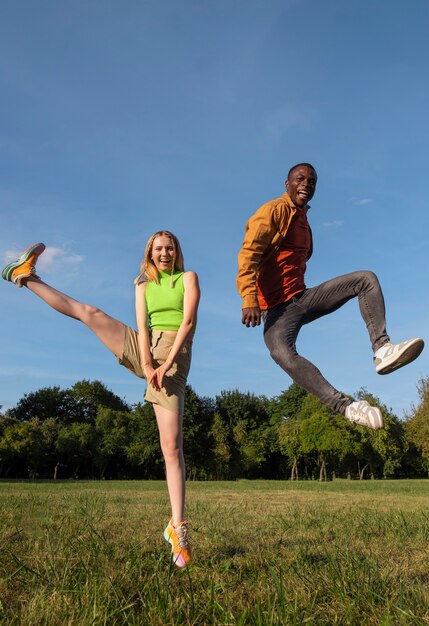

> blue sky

[{"left": 1, "top": 0, "right": 428, "bottom": 418}]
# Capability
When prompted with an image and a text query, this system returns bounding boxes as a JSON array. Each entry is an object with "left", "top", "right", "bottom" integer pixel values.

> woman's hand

[
  {"left": 149, "top": 361, "right": 173, "bottom": 391},
  {"left": 143, "top": 363, "right": 156, "bottom": 383}
]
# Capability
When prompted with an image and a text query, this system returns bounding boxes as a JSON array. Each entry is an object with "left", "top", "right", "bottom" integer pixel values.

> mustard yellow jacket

[{"left": 236, "top": 192, "right": 312, "bottom": 309}]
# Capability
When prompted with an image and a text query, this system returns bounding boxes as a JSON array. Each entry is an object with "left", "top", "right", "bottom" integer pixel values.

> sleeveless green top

[{"left": 145, "top": 270, "right": 184, "bottom": 330}]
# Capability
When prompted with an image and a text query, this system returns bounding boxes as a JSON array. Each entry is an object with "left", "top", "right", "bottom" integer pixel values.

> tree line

[{"left": 1, "top": 377, "right": 428, "bottom": 480}]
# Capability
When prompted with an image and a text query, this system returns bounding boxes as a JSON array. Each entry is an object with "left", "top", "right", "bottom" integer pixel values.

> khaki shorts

[{"left": 118, "top": 328, "right": 192, "bottom": 415}]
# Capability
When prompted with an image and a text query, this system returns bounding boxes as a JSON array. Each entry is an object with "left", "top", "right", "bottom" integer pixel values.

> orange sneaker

[
  {"left": 2, "top": 243, "right": 45, "bottom": 287},
  {"left": 164, "top": 519, "right": 191, "bottom": 568}
]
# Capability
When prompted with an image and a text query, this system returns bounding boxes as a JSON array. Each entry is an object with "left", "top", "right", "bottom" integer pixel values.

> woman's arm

[
  {"left": 149, "top": 271, "right": 200, "bottom": 391},
  {"left": 135, "top": 281, "right": 156, "bottom": 381}
]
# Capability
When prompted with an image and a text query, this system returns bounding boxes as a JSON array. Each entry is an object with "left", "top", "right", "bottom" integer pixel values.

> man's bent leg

[
  {"left": 301, "top": 271, "right": 423, "bottom": 372},
  {"left": 300, "top": 271, "right": 390, "bottom": 352},
  {"left": 263, "top": 302, "right": 351, "bottom": 415}
]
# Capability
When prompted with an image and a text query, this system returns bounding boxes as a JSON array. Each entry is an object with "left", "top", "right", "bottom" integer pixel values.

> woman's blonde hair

[{"left": 134, "top": 230, "right": 185, "bottom": 285}]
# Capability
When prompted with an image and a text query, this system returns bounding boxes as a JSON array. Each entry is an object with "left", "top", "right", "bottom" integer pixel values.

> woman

[{"left": 2, "top": 231, "right": 200, "bottom": 568}]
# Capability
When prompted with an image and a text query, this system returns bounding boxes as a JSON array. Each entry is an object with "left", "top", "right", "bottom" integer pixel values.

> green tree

[
  {"left": 56, "top": 422, "right": 95, "bottom": 478},
  {"left": 0, "top": 418, "right": 53, "bottom": 477},
  {"left": 215, "top": 390, "right": 271, "bottom": 478},
  {"left": 209, "top": 411, "right": 231, "bottom": 479},
  {"left": 278, "top": 418, "right": 303, "bottom": 480},
  {"left": 271, "top": 383, "right": 309, "bottom": 479},
  {"left": 268, "top": 383, "right": 308, "bottom": 422},
  {"left": 7, "top": 386, "right": 74, "bottom": 422},
  {"left": 125, "top": 403, "right": 164, "bottom": 478},
  {"left": 298, "top": 396, "right": 357, "bottom": 481},
  {"left": 94, "top": 407, "right": 134, "bottom": 478},
  {"left": 183, "top": 386, "right": 214, "bottom": 480},
  {"left": 354, "top": 389, "right": 405, "bottom": 479},
  {"left": 0, "top": 421, "right": 33, "bottom": 477},
  {"left": 69, "top": 380, "right": 130, "bottom": 421},
  {"left": 405, "top": 377, "right": 429, "bottom": 476},
  {"left": 8, "top": 380, "right": 129, "bottom": 425}
]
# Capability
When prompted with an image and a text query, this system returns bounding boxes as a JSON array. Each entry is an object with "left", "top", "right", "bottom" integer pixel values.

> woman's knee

[
  {"left": 80, "top": 303, "right": 103, "bottom": 325},
  {"left": 161, "top": 440, "right": 182, "bottom": 463}
]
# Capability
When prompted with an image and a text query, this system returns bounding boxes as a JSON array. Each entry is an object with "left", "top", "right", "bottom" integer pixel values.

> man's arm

[{"left": 237, "top": 200, "right": 280, "bottom": 326}]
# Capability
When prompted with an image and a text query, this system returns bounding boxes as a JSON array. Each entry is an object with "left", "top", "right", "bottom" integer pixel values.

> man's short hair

[{"left": 287, "top": 163, "right": 317, "bottom": 180}]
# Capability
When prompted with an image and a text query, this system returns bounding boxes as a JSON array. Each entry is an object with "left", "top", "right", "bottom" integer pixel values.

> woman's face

[{"left": 151, "top": 235, "right": 175, "bottom": 272}]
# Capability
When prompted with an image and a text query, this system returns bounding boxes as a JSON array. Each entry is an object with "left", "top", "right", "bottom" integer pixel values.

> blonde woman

[{"left": 2, "top": 231, "right": 200, "bottom": 568}]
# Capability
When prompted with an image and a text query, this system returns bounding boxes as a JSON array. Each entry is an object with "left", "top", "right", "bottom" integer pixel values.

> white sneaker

[
  {"left": 345, "top": 401, "right": 384, "bottom": 430},
  {"left": 374, "top": 338, "right": 424, "bottom": 375}
]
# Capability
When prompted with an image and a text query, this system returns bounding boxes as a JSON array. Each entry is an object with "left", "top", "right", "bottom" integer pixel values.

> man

[{"left": 237, "top": 163, "right": 424, "bottom": 429}]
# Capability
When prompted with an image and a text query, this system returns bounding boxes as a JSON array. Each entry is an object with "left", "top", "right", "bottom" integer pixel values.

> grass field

[{"left": 0, "top": 479, "right": 428, "bottom": 625}]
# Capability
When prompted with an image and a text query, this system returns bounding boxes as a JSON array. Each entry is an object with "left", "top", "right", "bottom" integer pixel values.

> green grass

[{"left": 0, "top": 479, "right": 428, "bottom": 625}]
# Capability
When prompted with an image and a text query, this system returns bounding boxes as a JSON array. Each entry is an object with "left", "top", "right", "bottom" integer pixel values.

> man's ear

[{"left": 285, "top": 179, "right": 290, "bottom": 192}]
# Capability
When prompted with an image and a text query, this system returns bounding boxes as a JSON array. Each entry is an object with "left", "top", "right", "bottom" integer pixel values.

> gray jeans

[{"left": 263, "top": 271, "right": 390, "bottom": 415}]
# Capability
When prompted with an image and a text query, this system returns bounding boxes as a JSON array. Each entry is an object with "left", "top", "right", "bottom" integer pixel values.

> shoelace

[
  {"left": 350, "top": 403, "right": 369, "bottom": 422},
  {"left": 175, "top": 523, "right": 190, "bottom": 549},
  {"left": 27, "top": 264, "right": 40, "bottom": 279},
  {"left": 378, "top": 343, "right": 396, "bottom": 357}
]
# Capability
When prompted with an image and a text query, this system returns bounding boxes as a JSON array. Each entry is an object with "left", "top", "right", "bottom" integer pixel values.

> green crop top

[{"left": 145, "top": 270, "right": 184, "bottom": 330}]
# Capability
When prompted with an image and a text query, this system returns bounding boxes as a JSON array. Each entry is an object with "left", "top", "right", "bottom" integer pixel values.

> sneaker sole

[
  {"left": 376, "top": 339, "right": 424, "bottom": 375},
  {"left": 2, "top": 243, "right": 45, "bottom": 281}
]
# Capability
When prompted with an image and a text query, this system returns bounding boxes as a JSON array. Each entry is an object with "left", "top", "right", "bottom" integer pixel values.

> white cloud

[
  {"left": 353, "top": 198, "right": 372, "bottom": 206},
  {"left": 323, "top": 220, "right": 344, "bottom": 228},
  {"left": 38, "top": 246, "right": 85, "bottom": 272}
]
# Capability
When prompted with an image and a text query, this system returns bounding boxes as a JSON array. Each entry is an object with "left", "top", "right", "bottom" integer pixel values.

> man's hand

[{"left": 241, "top": 307, "right": 261, "bottom": 327}]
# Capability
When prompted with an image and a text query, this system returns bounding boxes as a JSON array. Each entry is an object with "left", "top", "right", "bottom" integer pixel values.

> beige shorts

[{"left": 118, "top": 328, "right": 192, "bottom": 415}]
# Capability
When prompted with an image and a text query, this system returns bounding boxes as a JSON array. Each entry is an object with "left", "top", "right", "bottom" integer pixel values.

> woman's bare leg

[
  {"left": 24, "top": 276, "right": 126, "bottom": 358},
  {"left": 153, "top": 403, "right": 185, "bottom": 525}
]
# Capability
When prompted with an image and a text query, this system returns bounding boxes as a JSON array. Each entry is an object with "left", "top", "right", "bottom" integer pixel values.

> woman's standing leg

[
  {"left": 154, "top": 403, "right": 191, "bottom": 568},
  {"left": 154, "top": 404, "right": 185, "bottom": 525}
]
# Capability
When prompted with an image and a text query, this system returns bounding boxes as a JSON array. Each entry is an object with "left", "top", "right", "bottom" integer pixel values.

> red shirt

[{"left": 256, "top": 208, "right": 312, "bottom": 310}]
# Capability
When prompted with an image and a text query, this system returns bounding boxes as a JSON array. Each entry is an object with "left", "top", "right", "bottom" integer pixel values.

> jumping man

[{"left": 237, "top": 163, "right": 424, "bottom": 429}]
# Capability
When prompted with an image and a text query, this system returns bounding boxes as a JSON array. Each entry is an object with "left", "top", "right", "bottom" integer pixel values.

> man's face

[{"left": 286, "top": 166, "right": 317, "bottom": 208}]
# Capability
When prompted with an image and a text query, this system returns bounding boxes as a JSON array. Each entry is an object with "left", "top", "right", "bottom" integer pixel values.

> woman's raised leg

[
  {"left": 2, "top": 242, "right": 125, "bottom": 358},
  {"left": 25, "top": 277, "right": 126, "bottom": 358}
]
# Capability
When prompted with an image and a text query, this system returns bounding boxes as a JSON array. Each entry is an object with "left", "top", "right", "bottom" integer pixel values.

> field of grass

[{"left": 0, "top": 479, "right": 428, "bottom": 625}]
